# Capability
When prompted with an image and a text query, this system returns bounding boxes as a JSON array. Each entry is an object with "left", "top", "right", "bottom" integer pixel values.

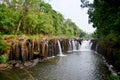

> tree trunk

[{"left": 16, "top": 20, "right": 22, "bottom": 35}]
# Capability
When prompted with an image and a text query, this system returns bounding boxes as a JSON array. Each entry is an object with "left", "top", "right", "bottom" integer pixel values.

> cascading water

[
  {"left": 67, "top": 40, "right": 72, "bottom": 52},
  {"left": 1, "top": 39, "right": 112, "bottom": 80},
  {"left": 79, "top": 40, "right": 92, "bottom": 51},
  {"left": 78, "top": 42, "right": 81, "bottom": 50},
  {"left": 57, "top": 40, "right": 65, "bottom": 56},
  {"left": 95, "top": 44, "right": 98, "bottom": 51},
  {"left": 72, "top": 40, "right": 77, "bottom": 51}
]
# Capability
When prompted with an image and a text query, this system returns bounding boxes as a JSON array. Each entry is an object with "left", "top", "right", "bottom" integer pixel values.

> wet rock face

[
  {"left": 90, "top": 39, "right": 98, "bottom": 51},
  {"left": 61, "top": 39, "right": 69, "bottom": 52},
  {"left": 6, "top": 38, "right": 82, "bottom": 62},
  {"left": 8, "top": 38, "right": 51, "bottom": 61},
  {"left": 9, "top": 39, "right": 32, "bottom": 61},
  {"left": 48, "top": 39, "right": 58, "bottom": 57},
  {"left": 38, "top": 38, "right": 48, "bottom": 60}
]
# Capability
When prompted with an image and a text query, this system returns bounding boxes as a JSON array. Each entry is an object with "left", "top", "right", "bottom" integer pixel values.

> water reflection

[{"left": 29, "top": 51, "right": 110, "bottom": 80}]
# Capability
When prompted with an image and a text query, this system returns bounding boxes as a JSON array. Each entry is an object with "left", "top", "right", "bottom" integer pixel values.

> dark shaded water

[{"left": 0, "top": 41, "right": 111, "bottom": 80}]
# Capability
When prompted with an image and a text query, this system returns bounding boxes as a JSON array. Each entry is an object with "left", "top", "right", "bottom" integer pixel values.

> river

[{"left": 0, "top": 40, "right": 111, "bottom": 80}]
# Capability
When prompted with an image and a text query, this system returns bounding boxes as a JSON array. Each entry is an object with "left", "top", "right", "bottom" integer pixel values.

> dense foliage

[
  {"left": 0, "top": 33, "right": 8, "bottom": 54},
  {"left": 106, "top": 75, "right": 120, "bottom": 80},
  {"left": 81, "top": 0, "right": 120, "bottom": 76},
  {"left": 81, "top": 0, "right": 120, "bottom": 40},
  {"left": 0, "top": 0, "right": 85, "bottom": 37}
]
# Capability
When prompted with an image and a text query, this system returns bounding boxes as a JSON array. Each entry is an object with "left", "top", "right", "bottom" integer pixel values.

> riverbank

[
  {"left": 91, "top": 39, "right": 120, "bottom": 75},
  {"left": 0, "top": 35, "right": 82, "bottom": 70},
  {"left": 0, "top": 40, "right": 112, "bottom": 80}
]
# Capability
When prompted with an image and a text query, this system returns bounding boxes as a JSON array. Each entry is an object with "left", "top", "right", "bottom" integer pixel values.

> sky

[{"left": 48, "top": 0, "right": 96, "bottom": 33}]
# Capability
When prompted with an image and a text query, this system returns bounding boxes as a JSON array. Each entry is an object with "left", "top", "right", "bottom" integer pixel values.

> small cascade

[
  {"left": 72, "top": 40, "right": 77, "bottom": 51},
  {"left": 57, "top": 40, "right": 65, "bottom": 56},
  {"left": 80, "top": 40, "right": 92, "bottom": 51},
  {"left": 48, "top": 40, "right": 55, "bottom": 57},
  {"left": 78, "top": 42, "right": 81, "bottom": 50},
  {"left": 95, "top": 44, "right": 98, "bottom": 51},
  {"left": 67, "top": 40, "right": 72, "bottom": 52}
]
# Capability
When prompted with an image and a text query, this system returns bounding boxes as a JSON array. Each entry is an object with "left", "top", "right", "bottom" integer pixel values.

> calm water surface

[{"left": 0, "top": 41, "right": 111, "bottom": 80}]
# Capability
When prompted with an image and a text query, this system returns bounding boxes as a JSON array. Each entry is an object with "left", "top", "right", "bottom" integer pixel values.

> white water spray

[
  {"left": 79, "top": 40, "right": 92, "bottom": 51},
  {"left": 72, "top": 40, "right": 77, "bottom": 51},
  {"left": 78, "top": 42, "right": 81, "bottom": 50},
  {"left": 57, "top": 40, "right": 65, "bottom": 56},
  {"left": 67, "top": 40, "right": 72, "bottom": 52}
]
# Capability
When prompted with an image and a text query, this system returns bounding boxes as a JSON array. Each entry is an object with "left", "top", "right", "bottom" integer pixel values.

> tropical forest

[{"left": 0, "top": 0, "right": 120, "bottom": 80}]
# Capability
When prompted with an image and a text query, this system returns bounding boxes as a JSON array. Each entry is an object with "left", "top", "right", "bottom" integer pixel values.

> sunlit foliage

[{"left": 0, "top": 0, "right": 85, "bottom": 37}]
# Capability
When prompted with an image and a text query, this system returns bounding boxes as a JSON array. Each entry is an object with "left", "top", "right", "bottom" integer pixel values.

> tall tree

[{"left": 81, "top": 0, "right": 120, "bottom": 39}]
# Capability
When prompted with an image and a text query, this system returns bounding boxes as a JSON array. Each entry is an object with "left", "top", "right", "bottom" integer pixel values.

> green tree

[
  {"left": 0, "top": 0, "right": 85, "bottom": 37},
  {"left": 0, "top": 4, "right": 19, "bottom": 34},
  {"left": 81, "top": 0, "right": 120, "bottom": 39}
]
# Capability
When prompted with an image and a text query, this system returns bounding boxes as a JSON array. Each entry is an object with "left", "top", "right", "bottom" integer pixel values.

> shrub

[
  {"left": 106, "top": 75, "right": 120, "bottom": 80},
  {"left": 0, "top": 54, "right": 8, "bottom": 64}
]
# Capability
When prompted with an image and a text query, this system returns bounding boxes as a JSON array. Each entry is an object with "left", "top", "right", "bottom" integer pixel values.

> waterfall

[
  {"left": 78, "top": 42, "right": 81, "bottom": 50},
  {"left": 72, "top": 40, "right": 77, "bottom": 51},
  {"left": 79, "top": 40, "right": 92, "bottom": 51},
  {"left": 95, "top": 44, "right": 98, "bottom": 51},
  {"left": 57, "top": 40, "right": 65, "bottom": 56},
  {"left": 67, "top": 40, "right": 72, "bottom": 52}
]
